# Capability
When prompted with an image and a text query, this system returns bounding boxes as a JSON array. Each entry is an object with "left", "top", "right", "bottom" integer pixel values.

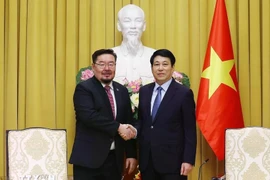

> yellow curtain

[{"left": 1, "top": 0, "right": 269, "bottom": 179}]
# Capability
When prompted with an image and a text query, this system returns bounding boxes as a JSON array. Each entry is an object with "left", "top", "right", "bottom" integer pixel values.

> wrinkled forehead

[{"left": 119, "top": 6, "right": 145, "bottom": 20}]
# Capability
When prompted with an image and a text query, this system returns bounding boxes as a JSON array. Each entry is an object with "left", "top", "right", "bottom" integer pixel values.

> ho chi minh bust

[{"left": 112, "top": 4, "right": 155, "bottom": 85}]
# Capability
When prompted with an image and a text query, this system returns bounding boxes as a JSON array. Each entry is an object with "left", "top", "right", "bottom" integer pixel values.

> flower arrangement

[
  {"left": 76, "top": 66, "right": 190, "bottom": 87},
  {"left": 172, "top": 71, "right": 190, "bottom": 88},
  {"left": 76, "top": 66, "right": 94, "bottom": 85},
  {"left": 122, "top": 78, "right": 142, "bottom": 119}
]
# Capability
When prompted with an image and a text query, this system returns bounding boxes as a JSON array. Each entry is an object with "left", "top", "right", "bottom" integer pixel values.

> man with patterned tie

[
  {"left": 69, "top": 49, "right": 137, "bottom": 180},
  {"left": 135, "top": 49, "right": 197, "bottom": 180}
]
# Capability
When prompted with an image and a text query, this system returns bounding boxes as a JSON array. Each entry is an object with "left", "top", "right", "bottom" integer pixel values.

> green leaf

[{"left": 180, "top": 72, "right": 190, "bottom": 88}]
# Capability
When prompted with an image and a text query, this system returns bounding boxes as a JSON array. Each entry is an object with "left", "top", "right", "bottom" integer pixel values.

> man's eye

[
  {"left": 123, "top": 19, "right": 131, "bottom": 23},
  {"left": 135, "top": 19, "right": 143, "bottom": 22},
  {"left": 98, "top": 64, "right": 105, "bottom": 67}
]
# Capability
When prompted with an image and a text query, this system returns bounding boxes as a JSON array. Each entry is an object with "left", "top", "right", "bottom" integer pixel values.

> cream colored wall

[{"left": 0, "top": 0, "right": 269, "bottom": 179}]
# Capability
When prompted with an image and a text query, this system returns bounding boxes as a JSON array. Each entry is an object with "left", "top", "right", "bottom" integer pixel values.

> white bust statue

[{"left": 112, "top": 4, "right": 155, "bottom": 85}]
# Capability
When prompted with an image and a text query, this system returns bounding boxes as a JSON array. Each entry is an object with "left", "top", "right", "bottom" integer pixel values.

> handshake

[{"left": 118, "top": 124, "right": 137, "bottom": 140}]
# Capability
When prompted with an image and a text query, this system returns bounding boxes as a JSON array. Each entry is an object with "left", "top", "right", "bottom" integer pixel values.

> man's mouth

[
  {"left": 128, "top": 31, "right": 138, "bottom": 35},
  {"left": 157, "top": 73, "right": 165, "bottom": 76}
]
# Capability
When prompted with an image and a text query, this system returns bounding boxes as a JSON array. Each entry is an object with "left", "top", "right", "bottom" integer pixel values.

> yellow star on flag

[{"left": 201, "top": 47, "right": 236, "bottom": 98}]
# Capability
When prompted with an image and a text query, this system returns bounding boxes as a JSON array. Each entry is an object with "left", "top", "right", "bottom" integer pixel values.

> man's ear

[
  {"left": 92, "top": 63, "right": 96, "bottom": 73},
  {"left": 143, "top": 21, "right": 146, "bottom": 31},
  {"left": 117, "top": 21, "right": 122, "bottom": 32}
]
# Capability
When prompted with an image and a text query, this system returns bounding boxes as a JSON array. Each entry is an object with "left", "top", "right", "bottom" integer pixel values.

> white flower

[{"left": 130, "top": 93, "right": 139, "bottom": 108}]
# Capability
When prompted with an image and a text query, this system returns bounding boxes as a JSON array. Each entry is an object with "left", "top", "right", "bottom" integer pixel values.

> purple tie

[
  {"left": 105, "top": 85, "right": 115, "bottom": 119},
  {"left": 152, "top": 86, "right": 162, "bottom": 121}
]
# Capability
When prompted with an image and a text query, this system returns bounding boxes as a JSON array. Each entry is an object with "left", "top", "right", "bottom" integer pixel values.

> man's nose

[
  {"left": 130, "top": 21, "right": 136, "bottom": 28},
  {"left": 157, "top": 65, "right": 164, "bottom": 70},
  {"left": 104, "top": 64, "right": 110, "bottom": 70}
]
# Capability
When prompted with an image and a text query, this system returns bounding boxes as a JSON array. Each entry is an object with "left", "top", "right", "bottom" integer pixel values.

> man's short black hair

[
  {"left": 150, "top": 49, "right": 176, "bottom": 66},
  {"left": 92, "top": 49, "right": 117, "bottom": 64}
]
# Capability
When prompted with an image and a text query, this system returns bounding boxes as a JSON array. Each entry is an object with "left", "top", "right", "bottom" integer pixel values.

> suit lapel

[
  {"left": 113, "top": 82, "right": 121, "bottom": 121},
  {"left": 92, "top": 76, "right": 114, "bottom": 119},
  {"left": 152, "top": 80, "right": 177, "bottom": 124},
  {"left": 146, "top": 83, "right": 155, "bottom": 122}
]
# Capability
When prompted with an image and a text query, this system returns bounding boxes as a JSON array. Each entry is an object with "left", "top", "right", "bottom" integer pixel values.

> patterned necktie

[
  {"left": 105, "top": 85, "right": 115, "bottom": 119},
  {"left": 152, "top": 86, "right": 162, "bottom": 121}
]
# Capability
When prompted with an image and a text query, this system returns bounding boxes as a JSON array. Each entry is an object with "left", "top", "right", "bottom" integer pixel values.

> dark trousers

[
  {"left": 73, "top": 150, "right": 121, "bottom": 180},
  {"left": 141, "top": 152, "right": 187, "bottom": 180}
]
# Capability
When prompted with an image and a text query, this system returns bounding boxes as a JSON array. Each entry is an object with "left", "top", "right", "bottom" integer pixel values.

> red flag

[{"left": 196, "top": 0, "right": 244, "bottom": 160}]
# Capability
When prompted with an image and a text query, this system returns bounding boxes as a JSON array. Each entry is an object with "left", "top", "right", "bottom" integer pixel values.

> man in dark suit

[
  {"left": 136, "top": 49, "right": 197, "bottom": 180},
  {"left": 69, "top": 49, "right": 137, "bottom": 180}
]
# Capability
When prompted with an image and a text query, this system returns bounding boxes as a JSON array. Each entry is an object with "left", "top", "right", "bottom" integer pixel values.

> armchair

[
  {"left": 225, "top": 127, "right": 270, "bottom": 180},
  {"left": 6, "top": 127, "right": 68, "bottom": 180}
]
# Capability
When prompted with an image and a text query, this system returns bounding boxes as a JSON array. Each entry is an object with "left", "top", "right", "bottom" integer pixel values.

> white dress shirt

[
  {"left": 151, "top": 78, "right": 172, "bottom": 114},
  {"left": 102, "top": 83, "right": 117, "bottom": 150}
]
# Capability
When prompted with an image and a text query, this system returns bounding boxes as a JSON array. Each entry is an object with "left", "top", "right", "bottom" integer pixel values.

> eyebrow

[
  {"left": 96, "top": 61, "right": 115, "bottom": 63},
  {"left": 122, "top": 17, "right": 131, "bottom": 20}
]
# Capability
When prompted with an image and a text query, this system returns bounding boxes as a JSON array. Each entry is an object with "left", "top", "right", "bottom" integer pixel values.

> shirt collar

[
  {"left": 154, "top": 78, "right": 172, "bottom": 92},
  {"left": 102, "top": 82, "right": 114, "bottom": 90}
]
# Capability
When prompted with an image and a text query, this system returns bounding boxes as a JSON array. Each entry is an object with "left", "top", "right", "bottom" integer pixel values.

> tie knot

[
  {"left": 105, "top": 85, "right": 111, "bottom": 92},
  {"left": 157, "top": 86, "right": 162, "bottom": 92}
]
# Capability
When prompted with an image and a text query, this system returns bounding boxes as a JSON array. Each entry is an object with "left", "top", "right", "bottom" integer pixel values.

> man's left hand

[
  {"left": 180, "top": 162, "right": 193, "bottom": 176},
  {"left": 125, "top": 158, "right": 137, "bottom": 174}
]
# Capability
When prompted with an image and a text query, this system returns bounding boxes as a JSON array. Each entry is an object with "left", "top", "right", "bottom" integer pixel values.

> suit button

[{"left": 151, "top": 126, "right": 153, "bottom": 129}]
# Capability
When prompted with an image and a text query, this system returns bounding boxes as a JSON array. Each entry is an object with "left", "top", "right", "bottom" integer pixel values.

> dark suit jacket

[
  {"left": 69, "top": 76, "right": 137, "bottom": 174},
  {"left": 137, "top": 79, "right": 196, "bottom": 174}
]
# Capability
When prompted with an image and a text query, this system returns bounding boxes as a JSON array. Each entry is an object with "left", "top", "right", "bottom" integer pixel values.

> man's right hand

[{"left": 118, "top": 124, "right": 136, "bottom": 140}]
